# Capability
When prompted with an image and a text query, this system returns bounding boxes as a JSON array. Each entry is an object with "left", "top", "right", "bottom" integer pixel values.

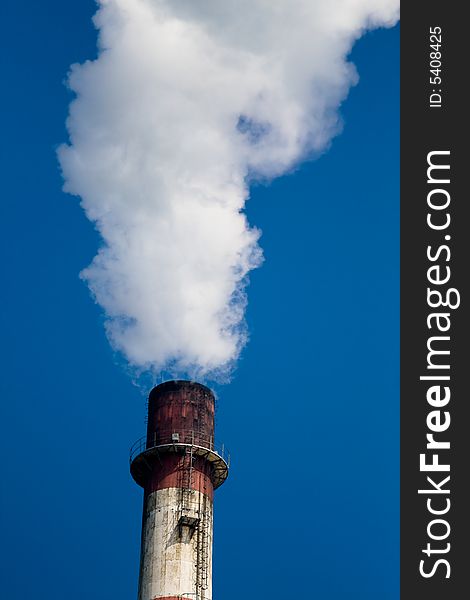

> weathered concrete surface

[{"left": 138, "top": 487, "right": 213, "bottom": 600}]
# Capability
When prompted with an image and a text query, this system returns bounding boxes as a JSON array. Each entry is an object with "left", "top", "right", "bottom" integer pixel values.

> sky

[{"left": 0, "top": 2, "right": 399, "bottom": 599}]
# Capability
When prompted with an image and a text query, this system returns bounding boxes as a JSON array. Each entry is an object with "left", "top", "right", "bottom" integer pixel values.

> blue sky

[{"left": 0, "top": 2, "right": 398, "bottom": 598}]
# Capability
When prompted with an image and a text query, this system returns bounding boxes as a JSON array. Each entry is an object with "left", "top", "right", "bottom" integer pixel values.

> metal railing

[
  {"left": 151, "top": 595, "right": 211, "bottom": 599},
  {"left": 130, "top": 430, "right": 230, "bottom": 467}
]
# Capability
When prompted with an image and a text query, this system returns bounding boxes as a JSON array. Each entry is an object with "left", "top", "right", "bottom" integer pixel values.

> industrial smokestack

[{"left": 130, "top": 381, "right": 229, "bottom": 600}]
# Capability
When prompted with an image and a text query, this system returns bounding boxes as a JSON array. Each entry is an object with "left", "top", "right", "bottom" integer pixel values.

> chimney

[{"left": 130, "top": 380, "right": 229, "bottom": 600}]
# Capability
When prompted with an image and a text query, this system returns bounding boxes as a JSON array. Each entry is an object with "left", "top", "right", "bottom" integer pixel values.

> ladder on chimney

[
  {"left": 194, "top": 477, "right": 210, "bottom": 598},
  {"left": 179, "top": 445, "right": 194, "bottom": 518}
]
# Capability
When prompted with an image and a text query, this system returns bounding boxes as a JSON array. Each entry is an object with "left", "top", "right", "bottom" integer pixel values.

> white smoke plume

[{"left": 59, "top": 0, "right": 398, "bottom": 380}]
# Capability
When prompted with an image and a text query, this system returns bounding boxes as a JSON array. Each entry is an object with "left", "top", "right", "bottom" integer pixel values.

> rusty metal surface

[
  {"left": 146, "top": 381, "right": 215, "bottom": 449},
  {"left": 131, "top": 381, "right": 229, "bottom": 496}
]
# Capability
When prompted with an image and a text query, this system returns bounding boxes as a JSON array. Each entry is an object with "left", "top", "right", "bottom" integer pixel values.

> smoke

[{"left": 59, "top": 0, "right": 398, "bottom": 380}]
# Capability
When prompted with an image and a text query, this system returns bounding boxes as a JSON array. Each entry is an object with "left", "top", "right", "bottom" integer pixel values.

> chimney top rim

[{"left": 149, "top": 379, "right": 214, "bottom": 398}]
